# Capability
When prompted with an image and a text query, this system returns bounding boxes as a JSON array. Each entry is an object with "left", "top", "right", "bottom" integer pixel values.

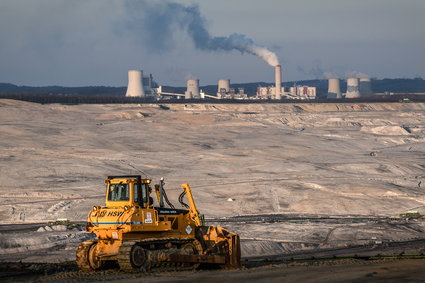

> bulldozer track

[
  {"left": 116, "top": 238, "right": 200, "bottom": 273},
  {"left": 75, "top": 240, "right": 97, "bottom": 272},
  {"left": 116, "top": 241, "right": 138, "bottom": 272}
]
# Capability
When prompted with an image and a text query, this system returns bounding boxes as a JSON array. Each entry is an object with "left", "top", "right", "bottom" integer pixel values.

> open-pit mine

[{"left": 0, "top": 99, "right": 424, "bottom": 281}]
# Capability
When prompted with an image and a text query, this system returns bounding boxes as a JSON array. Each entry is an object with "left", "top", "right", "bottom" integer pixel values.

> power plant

[
  {"left": 125, "top": 65, "right": 373, "bottom": 100},
  {"left": 125, "top": 70, "right": 145, "bottom": 97},
  {"left": 325, "top": 77, "right": 374, "bottom": 99},
  {"left": 185, "top": 79, "right": 200, "bottom": 99},
  {"left": 359, "top": 78, "right": 373, "bottom": 97},
  {"left": 125, "top": 69, "right": 159, "bottom": 98},
  {"left": 217, "top": 79, "right": 231, "bottom": 97},
  {"left": 345, "top": 78, "right": 361, "bottom": 98},
  {"left": 327, "top": 78, "right": 342, "bottom": 99},
  {"left": 275, "top": 65, "right": 282, "bottom": 99}
]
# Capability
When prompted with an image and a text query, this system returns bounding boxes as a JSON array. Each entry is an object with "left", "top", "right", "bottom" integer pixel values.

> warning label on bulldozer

[{"left": 145, "top": 212, "right": 153, "bottom": 223}]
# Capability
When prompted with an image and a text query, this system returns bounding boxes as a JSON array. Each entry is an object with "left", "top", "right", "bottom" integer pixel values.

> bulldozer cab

[{"left": 105, "top": 175, "right": 152, "bottom": 208}]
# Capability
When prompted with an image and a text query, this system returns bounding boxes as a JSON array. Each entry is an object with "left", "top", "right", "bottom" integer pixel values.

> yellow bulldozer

[{"left": 76, "top": 175, "right": 241, "bottom": 272}]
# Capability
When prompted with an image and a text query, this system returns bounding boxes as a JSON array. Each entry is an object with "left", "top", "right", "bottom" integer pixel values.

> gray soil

[{"left": 0, "top": 100, "right": 424, "bottom": 281}]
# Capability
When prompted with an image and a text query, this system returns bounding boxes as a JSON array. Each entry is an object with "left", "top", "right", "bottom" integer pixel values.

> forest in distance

[
  {"left": 1, "top": 93, "right": 424, "bottom": 105},
  {"left": 1, "top": 78, "right": 425, "bottom": 97}
]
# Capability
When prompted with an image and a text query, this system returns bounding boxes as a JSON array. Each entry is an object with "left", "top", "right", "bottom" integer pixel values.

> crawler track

[
  {"left": 116, "top": 241, "right": 139, "bottom": 272},
  {"left": 76, "top": 240, "right": 97, "bottom": 272},
  {"left": 114, "top": 238, "right": 201, "bottom": 273}
]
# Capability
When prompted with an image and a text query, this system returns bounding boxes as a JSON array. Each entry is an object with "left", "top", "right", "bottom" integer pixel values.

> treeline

[
  {"left": 371, "top": 78, "right": 425, "bottom": 93},
  {"left": 1, "top": 92, "right": 424, "bottom": 105},
  {"left": 1, "top": 78, "right": 424, "bottom": 97},
  {"left": 0, "top": 93, "right": 155, "bottom": 104},
  {"left": 0, "top": 83, "right": 126, "bottom": 96}
]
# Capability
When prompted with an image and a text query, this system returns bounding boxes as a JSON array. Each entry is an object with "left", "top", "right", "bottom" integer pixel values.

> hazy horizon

[
  {"left": 2, "top": 77, "right": 424, "bottom": 89},
  {"left": 0, "top": 0, "right": 424, "bottom": 87}
]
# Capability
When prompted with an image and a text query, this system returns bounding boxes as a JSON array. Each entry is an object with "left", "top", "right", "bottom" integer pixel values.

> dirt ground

[
  {"left": 0, "top": 99, "right": 425, "bottom": 281},
  {"left": 117, "top": 259, "right": 425, "bottom": 283},
  {"left": 2, "top": 259, "right": 425, "bottom": 282}
]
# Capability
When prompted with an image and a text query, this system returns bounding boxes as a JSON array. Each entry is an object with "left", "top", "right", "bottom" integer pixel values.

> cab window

[
  {"left": 141, "top": 184, "right": 148, "bottom": 203},
  {"left": 133, "top": 182, "right": 148, "bottom": 205},
  {"left": 133, "top": 183, "right": 138, "bottom": 202},
  {"left": 108, "top": 184, "right": 129, "bottom": 201}
]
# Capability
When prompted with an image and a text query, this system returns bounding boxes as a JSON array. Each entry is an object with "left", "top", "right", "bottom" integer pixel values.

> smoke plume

[
  {"left": 323, "top": 72, "right": 337, "bottom": 79},
  {"left": 297, "top": 64, "right": 325, "bottom": 79},
  {"left": 345, "top": 71, "right": 370, "bottom": 79},
  {"left": 298, "top": 64, "right": 370, "bottom": 80},
  {"left": 125, "top": 1, "right": 279, "bottom": 66}
]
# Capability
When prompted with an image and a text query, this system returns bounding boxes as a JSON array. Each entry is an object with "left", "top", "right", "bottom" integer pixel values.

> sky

[{"left": 0, "top": 0, "right": 424, "bottom": 86}]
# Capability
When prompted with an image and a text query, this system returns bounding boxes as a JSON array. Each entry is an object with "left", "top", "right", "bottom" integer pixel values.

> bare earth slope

[{"left": 0, "top": 100, "right": 424, "bottom": 262}]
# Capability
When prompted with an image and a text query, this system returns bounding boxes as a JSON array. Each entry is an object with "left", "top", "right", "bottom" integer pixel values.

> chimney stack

[{"left": 275, "top": 65, "right": 282, "bottom": 99}]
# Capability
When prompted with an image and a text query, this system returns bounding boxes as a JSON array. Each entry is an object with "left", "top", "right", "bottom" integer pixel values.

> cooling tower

[
  {"left": 217, "top": 79, "right": 230, "bottom": 95},
  {"left": 359, "top": 78, "right": 373, "bottom": 97},
  {"left": 327, "top": 78, "right": 342, "bottom": 99},
  {"left": 125, "top": 70, "right": 145, "bottom": 97},
  {"left": 185, "top": 79, "right": 200, "bottom": 99},
  {"left": 275, "top": 65, "right": 282, "bottom": 99},
  {"left": 345, "top": 78, "right": 361, "bottom": 98}
]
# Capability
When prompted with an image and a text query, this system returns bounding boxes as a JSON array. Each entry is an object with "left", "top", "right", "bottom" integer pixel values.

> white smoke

[
  {"left": 297, "top": 63, "right": 370, "bottom": 80},
  {"left": 184, "top": 74, "right": 198, "bottom": 81},
  {"left": 237, "top": 37, "right": 280, "bottom": 67},
  {"left": 125, "top": 1, "right": 279, "bottom": 66},
  {"left": 345, "top": 71, "right": 370, "bottom": 79}
]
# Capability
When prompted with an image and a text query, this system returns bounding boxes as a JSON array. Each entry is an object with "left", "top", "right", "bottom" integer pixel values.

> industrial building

[
  {"left": 125, "top": 65, "right": 374, "bottom": 101},
  {"left": 327, "top": 78, "right": 342, "bottom": 99},
  {"left": 125, "top": 61, "right": 317, "bottom": 100},
  {"left": 359, "top": 78, "right": 373, "bottom": 97},
  {"left": 216, "top": 79, "right": 247, "bottom": 99},
  {"left": 256, "top": 86, "right": 316, "bottom": 100},
  {"left": 255, "top": 65, "right": 317, "bottom": 100},
  {"left": 288, "top": 86, "right": 317, "bottom": 99},
  {"left": 125, "top": 69, "right": 159, "bottom": 97},
  {"left": 326, "top": 77, "right": 374, "bottom": 99},
  {"left": 217, "top": 79, "right": 231, "bottom": 97},
  {"left": 345, "top": 78, "right": 361, "bottom": 98},
  {"left": 185, "top": 79, "right": 201, "bottom": 99}
]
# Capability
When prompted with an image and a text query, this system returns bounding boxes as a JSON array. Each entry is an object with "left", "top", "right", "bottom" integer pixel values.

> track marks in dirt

[{"left": 47, "top": 200, "right": 72, "bottom": 214}]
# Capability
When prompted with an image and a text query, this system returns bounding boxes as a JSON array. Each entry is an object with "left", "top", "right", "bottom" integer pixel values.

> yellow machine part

[
  {"left": 199, "top": 225, "right": 241, "bottom": 268},
  {"left": 77, "top": 177, "right": 241, "bottom": 272}
]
